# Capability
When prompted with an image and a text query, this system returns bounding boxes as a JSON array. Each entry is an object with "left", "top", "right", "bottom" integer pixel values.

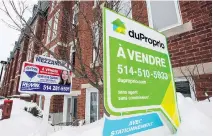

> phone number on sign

[
  {"left": 117, "top": 64, "right": 169, "bottom": 80},
  {"left": 43, "top": 85, "right": 70, "bottom": 92}
]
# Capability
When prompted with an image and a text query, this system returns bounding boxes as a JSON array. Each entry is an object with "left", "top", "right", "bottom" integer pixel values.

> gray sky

[{"left": 0, "top": 0, "right": 38, "bottom": 82}]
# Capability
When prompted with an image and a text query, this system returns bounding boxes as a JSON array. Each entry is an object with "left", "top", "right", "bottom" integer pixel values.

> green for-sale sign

[{"left": 103, "top": 8, "right": 180, "bottom": 131}]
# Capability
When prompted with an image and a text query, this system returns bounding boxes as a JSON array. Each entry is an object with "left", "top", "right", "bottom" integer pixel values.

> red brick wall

[
  {"left": 13, "top": 36, "right": 29, "bottom": 96},
  {"left": 194, "top": 74, "right": 212, "bottom": 100},
  {"left": 31, "top": 16, "right": 46, "bottom": 61},
  {"left": 77, "top": 88, "right": 86, "bottom": 119},
  {"left": 10, "top": 49, "right": 20, "bottom": 95},
  {"left": 7, "top": 58, "right": 15, "bottom": 96},
  {"left": 132, "top": 1, "right": 149, "bottom": 26},
  {"left": 168, "top": 1, "right": 212, "bottom": 67}
]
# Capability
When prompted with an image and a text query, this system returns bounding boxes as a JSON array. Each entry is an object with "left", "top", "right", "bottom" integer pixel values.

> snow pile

[
  {"left": 0, "top": 98, "right": 54, "bottom": 136},
  {"left": 24, "top": 102, "right": 43, "bottom": 117},
  {"left": 175, "top": 93, "right": 212, "bottom": 136},
  {"left": 0, "top": 94, "right": 211, "bottom": 136},
  {"left": 50, "top": 93, "right": 212, "bottom": 136}
]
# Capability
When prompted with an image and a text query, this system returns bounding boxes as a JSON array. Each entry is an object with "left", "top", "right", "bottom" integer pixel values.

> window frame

[
  {"left": 46, "top": 18, "right": 53, "bottom": 44},
  {"left": 91, "top": 21, "right": 100, "bottom": 64},
  {"left": 69, "top": 41, "right": 76, "bottom": 68},
  {"left": 146, "top": 0, "right": 182, "bottom": 32},
  {"left": 72, "top": 4, "right": 79, "bottom": 26},
  {"left": 93, "top": 0, "right": 97, "bottom": 8},
  {"left": 174, "top": 77, "right": 196, "bottom": 101},
  {"left": 85, "top": 88, "right": 99, "bottom": 124},
  {"left": 27, "top": 42, "right": 33, "bottom": 61},
  {"left": 113, "top": 0, "right": 132, "bottom": 19},
  {"left": 52, "top": 10, "right": 60, "bottom": 40}
]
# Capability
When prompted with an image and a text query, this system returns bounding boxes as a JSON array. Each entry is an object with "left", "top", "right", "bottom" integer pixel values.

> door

[
  {"left": 66, "top": 97, "right": 78, "bottom": 122},
  {"left": 85, "top": 88, "right": 99, "bottom": 124}
]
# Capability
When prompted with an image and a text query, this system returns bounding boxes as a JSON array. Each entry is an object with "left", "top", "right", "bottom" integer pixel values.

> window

[
  {"left": 175, "top": 77, "right": 195, "bottom": 100},
  {"left": 51, "top": 1, "right": 56, "bottom": 12},
  {"left": 20, "top": 42, "right": 24, "bottom": 52},
  {"left": 175, "top": 81, "right": 191, "bottom": 97},
  {"left": 52, "top": 10, "right": 60, "bottom": 40},
  {"left": 33, "top": 19, "right": 37, "bottom": 35},
  {"left": 72, "top": 4, "right": 79, "bottom": 26},
  {"left": 92, "top": 21, "right": 100, "bottom": 63},
  {"left": 147, "top": 0, "right": 182, "bottom": 31},
  {"left": 70, "top": 42, "right": 76, "bottom": 68},
  {"left": 46, "top": 18, "right": 53, "bottom": 44},
  {"left": 27, "top": 43, "right": 33, "bottom": 61},
  {"left": 90, "top": 92, "right": 98, "bottom": 123},
  {"left": 114, "top": 0, "right": 132, "bottom": 18},
  {"left": 93, "top": 0, "right": 100, "bottom": 8},
  {"left": 85, "top": 88, "right": 99, "bottom": 124}
]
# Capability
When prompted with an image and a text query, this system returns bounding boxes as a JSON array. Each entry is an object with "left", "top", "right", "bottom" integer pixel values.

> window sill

[
  {"left": 90, "top": 61, "right": 100, "bottom": 68},
  {"left": 161, "top": 21, "right": 193, "bottom": 37},
  {"left": 93, "top": 2, "right": 105, "bottom": 10}
]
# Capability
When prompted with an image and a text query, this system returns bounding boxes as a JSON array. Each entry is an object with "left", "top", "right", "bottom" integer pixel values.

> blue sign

[
  {"left": 103, "top": 113, "right": 163, "bottom": 136},
  {"left": 20, "top": 81, "right": 71, "bottom": 93}
]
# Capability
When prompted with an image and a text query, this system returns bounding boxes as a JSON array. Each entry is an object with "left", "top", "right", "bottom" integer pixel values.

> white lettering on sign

[{"left": 117, "top": 45, "right": 166, "bottom": 68}]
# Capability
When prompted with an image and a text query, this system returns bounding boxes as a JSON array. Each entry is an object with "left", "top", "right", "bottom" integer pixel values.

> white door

[{"left": 85, "top": 88, "right": 99, "bottom": 124}]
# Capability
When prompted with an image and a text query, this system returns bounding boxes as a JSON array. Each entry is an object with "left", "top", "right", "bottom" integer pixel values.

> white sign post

[
  {"left": 18, "top": 59, "right": 72, "bottom": 136},
  {"left": 40, "top": 95, "right": 51, "bottom": 136}
]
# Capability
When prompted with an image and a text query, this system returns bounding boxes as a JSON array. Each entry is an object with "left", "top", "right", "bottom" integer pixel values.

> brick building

[{"left": 0, "top": 1, "right": 212, "bottom": 125}]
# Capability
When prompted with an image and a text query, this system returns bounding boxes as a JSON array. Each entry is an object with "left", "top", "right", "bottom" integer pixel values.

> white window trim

[
  {"left": 175, "top": 77, "right": 196, "bottom": 101},
  {"left": 146, "top": 0, "right": 183, "bottom": 32},
  {"left": 93, "top": 0, "right": 98, "bottom": 9},
  {"left": 27, "top": 43, "right": 33, "bottom": 61},
  {"left": 85, "top": 88, "right": 99, "bottom": 124},
  {"left": 42, "top": 51, "right": 48, "bottom": 56},
  {"left": 52, "top": 10, "right": 60, "bottom": 41},
  {"left": 69, "top": 41, "right": 76, "bottom": 67},
  {"left": 33, "top": 19, "right": 38, "bottom": 35},
  {"left": 49, "top": 47, "right": 55, "bottom": 58},
  {"left": 72, "top": 4, "right": 79, "bottom": 26},
  {"left": 50, "top": 1, "right": 58, "bottom": 13},
  {"left": 91, "top": 21, "right": 100, "bottom": 66},
  {"left": 46, "top": 18, "right": 53, "bottom": 44},
  {"left": 112, "top": 0, "right": 132, "bottom": 19}
]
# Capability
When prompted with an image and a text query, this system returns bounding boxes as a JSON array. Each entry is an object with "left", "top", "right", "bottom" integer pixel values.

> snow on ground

[
  {"left": 0, "top": 93, "right": 212, "bottom": 136},
  {"left": 175, "top": 93, "right": 212, "bottom": 136},
  {"left": 0, "top": 99, "right": 54, "bottom": 136},
  {"left": 50, "top": 93, "right": 212, "bottom": 136}
]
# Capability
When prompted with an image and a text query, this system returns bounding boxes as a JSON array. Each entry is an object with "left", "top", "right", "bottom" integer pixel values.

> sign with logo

[
  {"left": 103, "top": 8, "right": 180, "bottom": 134},
  {"left": 18, "top": 62, "right": 72, "bottom": 95},
  {"left": 34, "top": 55, "right": 69, "bottom": 69}
]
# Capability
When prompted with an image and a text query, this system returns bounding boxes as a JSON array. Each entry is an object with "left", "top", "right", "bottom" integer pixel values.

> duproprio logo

[
  {"left": 112, "top": 18, "right": 165, "bottom": 49},
  {"left": 112, "top": 18, "right": 126, "bottom": 34}
]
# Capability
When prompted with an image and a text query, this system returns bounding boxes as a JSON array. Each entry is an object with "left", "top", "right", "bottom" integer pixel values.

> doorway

[
  {"left": 66, "top": 96, "right": 78, "bottom": 122},
  {"left": 85, "top": 88, "right": 99, "bottom": 124}
]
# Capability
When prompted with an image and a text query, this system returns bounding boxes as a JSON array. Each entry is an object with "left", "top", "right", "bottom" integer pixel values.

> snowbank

[
  {"left": 50, "top": 93, "right": 212, "bottom": 136},
  {"left": 0, "top": 94, "right": 211, "bottom": 136},
  {"left": 175, "top": 94, "right": 212, "bottom": 136},
  {"left": 0, "top": 99, "right": 54, "bottom": 136}
]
